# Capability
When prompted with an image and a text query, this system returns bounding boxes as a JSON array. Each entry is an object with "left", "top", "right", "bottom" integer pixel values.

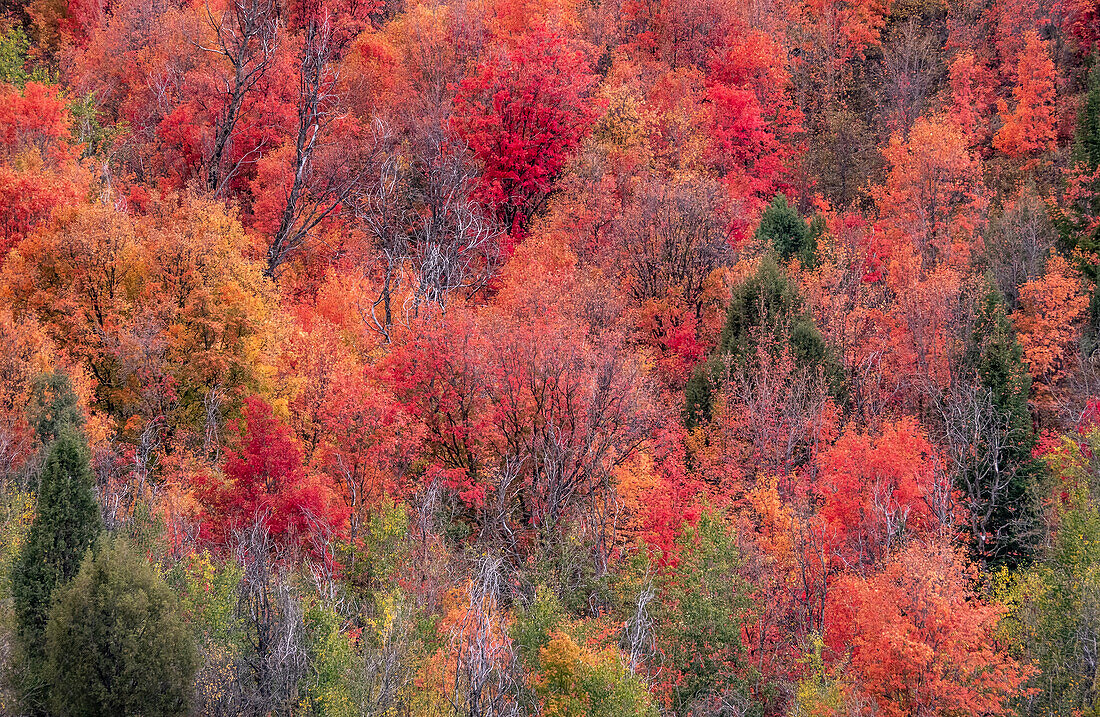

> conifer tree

[
  {"left": 1074, "top": 55, "right": 1100, "bottom": 170},
  {"left": 1065, "top": 55, "right": 1100, "bottom": 346},
  {"left": 684, "top": 255, "right": 833, "bottom": 426},
  {"left": 958, "top": 281, "right": 1040, "bottom": 567},
  {"left": 1055, "top": 53, "right": 1100, "bottom": 280},
  {"left": 45, "top": 539, "right": 196, "bottom": 717},
  {"left": 12, "top": 428, "right": 102, "bottom": 669},
  {"left": 756, "top": 194, "right": 815, "bottom": 265}
]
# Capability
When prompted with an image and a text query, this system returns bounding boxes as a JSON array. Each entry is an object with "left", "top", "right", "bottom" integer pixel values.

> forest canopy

[{"left": 1, "top": 0, "right": 1099, "bottom": 714}]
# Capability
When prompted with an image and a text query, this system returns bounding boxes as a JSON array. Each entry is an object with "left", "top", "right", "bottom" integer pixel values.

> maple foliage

[
  {"left": 453, "top": 23, "right": 599, "bottom": 240},
  {"left": 0, "top": 81, "right": 87, "bottom": 263},
  {"left": 7, "top": 0, "right": 1100, "bottom": 713},
  {"left": 827, "top": 542, "right": 1033, "bottom": 717},
  {"left": 1014, "top": 255, "right": 1088, "bottom": 412},
  {"left": 993, "top": 31, "right": 1058, "bottom": 160},
  {"left": 817, "top": 417, "right": 948, "bottom": 568},
  {"left": 0, "top": 198, "right": 275, "bottom": 439},
  {"left": 196, "top": 395, "right": 348, "bottom": 553}
]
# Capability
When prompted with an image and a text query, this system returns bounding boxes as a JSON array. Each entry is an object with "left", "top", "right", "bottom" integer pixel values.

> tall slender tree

[{"left": 11, "top": 426, "right": 102, "bottom": 694}]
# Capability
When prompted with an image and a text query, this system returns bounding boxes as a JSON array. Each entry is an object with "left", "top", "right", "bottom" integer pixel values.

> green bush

[{"left": 45, "top": 539, "right": 196, "bottom": 717}]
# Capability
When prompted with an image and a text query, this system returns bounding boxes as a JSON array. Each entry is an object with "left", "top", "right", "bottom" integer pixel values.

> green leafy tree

[
  {"left": 45, "top": 538, "right": 196, "bottom": 717},
  {"left": 0, "top": 22, "right": 44, "bottom": 86},
  {"left": 11, "top": 428, "right": 101, "bottom": 670},
  {"left": 513, "top": 587, "right": 658, "bottom": 717},
  {"left": 298, "top": 597, "right": 356, "bottom": 716},
  {"left": 790, "top": 634, "right": 849, "bottom": 717},
  {"left": 998, "top": 425, "right": 1100, "bottom": 716},
  {"left": 656, "top": 509, "right": 759, "bottom": 715}
]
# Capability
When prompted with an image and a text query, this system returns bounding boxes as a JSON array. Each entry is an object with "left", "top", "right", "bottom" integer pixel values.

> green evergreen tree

[
  {"left": 1073, "top": 55, "right": 1100, "bottom": 171},
  {"left": 27, "top": 371, "right": 84, "bottom": 446},
  {"left": 715, "top": 255, "right": 827, "bottom": 366},
  {"left": 756, "top": 194, "right": 815, "bottom": 265},
  {"left": 45, "top": 538, "right": 196, "bottom": 717},
  {"left": 683, "top": 359, "right": 718, "bottom": 429},
  {"left": 683, "top": 255, "right": 835, "bottom": 426},
  {"left": 959, "top": 280, "right": 1041, "bottom": 568},
  {"left": 1065, "top": 54, "right": 1100, "bottom": 346},
  {"left": 12, "top": 429, "right": 102, "bottom": 670}
]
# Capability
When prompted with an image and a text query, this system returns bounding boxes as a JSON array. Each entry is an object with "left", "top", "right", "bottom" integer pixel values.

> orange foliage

[
  {"left": 817, "top": 417, "right": 949, "bottom": 568},
  {"left": 1014, "top": 254, "right": 1089, "bottom": 412},
  {"left": 993, "top": 31, "right": 1057, "bottom": 160},
  {"left": 827, "top": 543, "right": 1033, "bottom": 717}
]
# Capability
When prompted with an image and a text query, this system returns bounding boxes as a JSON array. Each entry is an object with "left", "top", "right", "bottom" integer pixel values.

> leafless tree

[
  {"left": 880, "top": 16, "right": 944, "bottom": 134},
  {"left": 190, "top": 518, "right": 307, "bottom": 717},
  {"left": 477, "top": 458, "right": 525, "bottom": 567},
  {"left": 407, "top": 479, "right": 455, "bottom": 614},
  {"left": 267, "top": 14, "right": 384, "bottom": 277},
  {"left": 722, "top": 318, "right": 833, "bottom": 485},
  {"left": 619, "top": 176, "right": 734, "bottom": 320},
  {"left": 349, "top": 596, "right": 417, "bottom": 716},
  {"left": 496, "top": 343, "right": 651, "bottom": 573},
  {"left": 99, "top": 416, "right": 164, "bottom": 533},
  {"left": 300, "top": 505, "right": 344, "bottom": 605},
  {"left": 354, "top": 135, "right": 501, "bottom": 327},
  {"left": 404, "top": 142, "right": 500, "bottom": 312},
  {"left": 931, "top": 379, "right": 1039, "bottom": 562},
  {"left": 621, "top": 577, "right": 657, "bottom": 674},
  {"left": 198, "top": 0, "right": 280, "bottom": 195},
  {"left": 984, "top": 187, "right": 1056, "bottom": 309},
  {"left": 232, "top": 519, "right": 308, "bottom": 716},
  {"left": 355, "top": 152, "right": 408, "bottom": 340},
  {"left": 449, "top": 554, "right": 521, "bottom": 717},
  {"left": 0, "top": 418, "right": 35, "bottom": 489},
  {"left": 687, "top": 690, "right": 754, "bottom": 717}
]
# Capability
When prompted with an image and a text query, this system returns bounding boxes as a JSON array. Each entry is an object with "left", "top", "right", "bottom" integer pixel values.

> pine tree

[
  {"left": 12, "top": 428, "right": 102, "bottom": 670},
  {"left": 716, "top": 255, "right": 827, "bottom": 366},
  {"left": 756, "top": 194, "right": 814, "bottom": 265},
  {"left": 45, "top": 539, "right": 196, "bottom": 717},
  {"left": 1067, "top": 55, "right": 1100, "bottom": 343},
  {"left": 959, "top": 281, "right": 1041, "bottom": 567},
  {"left": 1055, "top": 52, "right": 1100, "bottom": 281},
  {"left": 1073, "top": 55, "right": 1100, "bottom": 170},
  {"left": 683, "top": 359, "right": 718, "bottom": 428},
  {"left": 683, "top": 255, "right": 835, "bottom": 426},
  {"left": 26, "top": 370, "right": 83, "bottom": 446}
]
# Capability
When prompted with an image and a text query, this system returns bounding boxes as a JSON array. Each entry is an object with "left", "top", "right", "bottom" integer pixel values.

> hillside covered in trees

[{"left": 1, "top": 0, "right": 1100, "bottom": 713}]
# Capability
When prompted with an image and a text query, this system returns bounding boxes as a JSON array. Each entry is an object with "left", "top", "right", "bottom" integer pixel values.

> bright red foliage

[
  {"left": 452, "top": 24, "right": 599, "bottom": 241},
  {"left": 197, "top": 396, "right": 348, "bottom": 554},
  {"left": 817, "top": 417, "right": 949, "bottom": 568},
  {"left": 827, "top": 543, "right": 1033, "bottom": 717}
]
